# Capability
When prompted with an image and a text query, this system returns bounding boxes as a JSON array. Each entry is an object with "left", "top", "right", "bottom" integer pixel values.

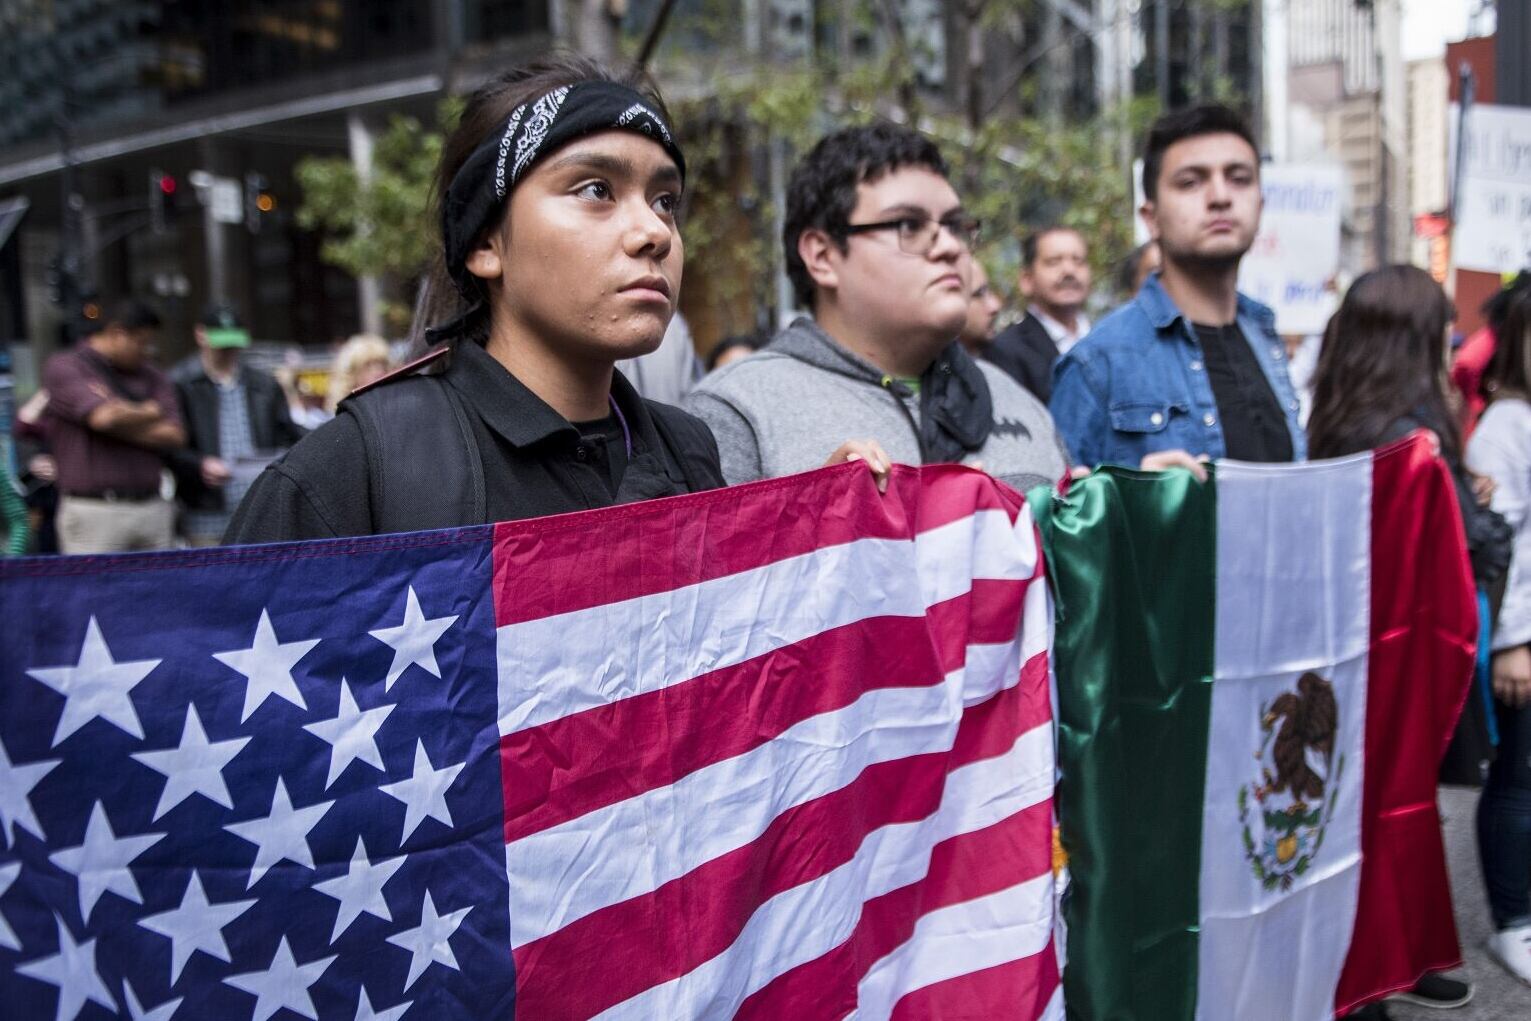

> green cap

[{"left": 200, "top": 304, "right": 250, "bottom": 348}]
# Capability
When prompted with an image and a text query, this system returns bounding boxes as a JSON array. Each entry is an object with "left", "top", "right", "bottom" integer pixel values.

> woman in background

[
  {"left": 1308, "top": 264, "right": 1511, "bottom": 1014},
  {"left": 326, "top": 333, "right": 393, "bottom": 412},
  {"left": 1465, "top": 284, "right": 1531, "bottom": 986}
]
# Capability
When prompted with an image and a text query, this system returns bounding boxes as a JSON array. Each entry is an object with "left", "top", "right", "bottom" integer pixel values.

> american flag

[{"left": 0, "top": 464, "right": 1059, "bottom": 1020}]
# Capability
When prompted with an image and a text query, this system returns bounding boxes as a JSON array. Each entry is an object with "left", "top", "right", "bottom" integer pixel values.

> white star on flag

[
  {"left": 352, "top": 987, "right": 412, "bottom": 1021},
  {"left": 137, "top": 871, "right": 256, "bottom": 983},
  {"left": 369, "top": 587, "right": 458, "bottom": 690},
  {"left": 0, "top": 736, "right": 59, "bottom": 847},
  {"left": 14, "top": 915, "right": 116, "bottom": 1021},
  {"left": 131, "top": 704, "right": 251, "bottom": 819},
  {"left": 379, "top": 739, "right": 466, "bottom": 843},
  {"left": 0, "top": 860, "right": 20, "bottom": 951},
  {"left": 224, "top": 777, "right": 334, "bottom": 889},
  {"left": 223, "top": 935, "right": 337, "bottom": 1021},
  {"left": 302, "top": 679, "right": 395, "bottom": 789},
  {"left": 123, "top": 980, "right": 183, "bottom": 1021},
  {"left": 213, "top": 609, "right": 321, "bottom": 722},
  {"left": 25, "top": 616, "right": 160, "bottom": 746},
  {"left": 384, "top": 890, "right": 472, "bottom": 991},
  {"left": 314, "top": 835, "right": 406, "bottom": 943},
  {"left": 48, "top": 801, "right": 165, "bottom": 921}
]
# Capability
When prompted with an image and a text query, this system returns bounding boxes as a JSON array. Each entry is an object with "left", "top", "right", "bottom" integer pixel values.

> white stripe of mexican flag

[{"left": 1199, "top": 456, "right": 1371, "bottom": 1020}]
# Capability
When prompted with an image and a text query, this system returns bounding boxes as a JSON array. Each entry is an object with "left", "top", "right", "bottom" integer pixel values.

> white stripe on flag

[
  {"left": 853, "top": 872, "right": 1054, "bottom": 1021},
  {"left": 508, "top": 634, "right": 1025, "bottom": 949},
  {"left": 1196, "top": 456, "right": 1372, "bottom": 1021},
  {"left": 586, "top": 722, "right": 1056, "bottom": 1020},
  {"left": 497, "top": 509, "right": 1032, "bottom": 735},
  {"left": 951, "top": 576, "right": 1044, "bottom": 709}
]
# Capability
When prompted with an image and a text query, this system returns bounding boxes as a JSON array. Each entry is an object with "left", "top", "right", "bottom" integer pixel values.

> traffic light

[
  {"left": 245, "top": 172, "right": 275, "bottom": 234},
  {"left": 149, "top": 170, "right": 178, "bottom": 234}
]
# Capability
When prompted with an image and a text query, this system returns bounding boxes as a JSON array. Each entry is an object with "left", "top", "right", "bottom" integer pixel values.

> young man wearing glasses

[{"left": 686, "top": 123, "right": 1068, "bottom": 494}]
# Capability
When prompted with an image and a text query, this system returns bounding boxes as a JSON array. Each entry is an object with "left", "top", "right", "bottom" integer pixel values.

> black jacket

[
  {"left": 223, "top": 341, "right": 723, "bottom": 545},
  {"left": 981, "top": 314, "right": 1059, "bottom": 403},
  {"left": 169, "top": 359, "right": 306, "bottom": 512}
]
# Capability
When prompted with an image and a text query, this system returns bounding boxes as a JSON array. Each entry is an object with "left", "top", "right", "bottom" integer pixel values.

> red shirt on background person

[
  {"left": 1452, "top": 325, "right": 1496, "bottom": 438},
  {"left": 1455, "top": 273, "right": 1531, "bottom": 438},
  {"left": 40, "top": 300, "right": 186, "bottom": 553}
]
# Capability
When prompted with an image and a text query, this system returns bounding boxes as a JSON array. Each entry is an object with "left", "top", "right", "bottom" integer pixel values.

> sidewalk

[{"left": 1389, "top": 786, "right": 1531, "bottom": 1020}]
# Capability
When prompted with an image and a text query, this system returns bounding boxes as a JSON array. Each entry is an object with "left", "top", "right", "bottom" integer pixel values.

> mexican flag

[{"left": 1033, "top": 434, "right": 1477, "bottom": 1020}]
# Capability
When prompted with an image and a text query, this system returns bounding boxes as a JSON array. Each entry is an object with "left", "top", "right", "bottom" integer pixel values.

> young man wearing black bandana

[{"left": 225, "top": 58, "right": 728, "bottom": 543}]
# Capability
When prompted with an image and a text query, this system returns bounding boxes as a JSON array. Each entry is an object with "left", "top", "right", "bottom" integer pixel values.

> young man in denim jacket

[{"left": 1050, "top": 105, "right": 1306, "bottom": 474}]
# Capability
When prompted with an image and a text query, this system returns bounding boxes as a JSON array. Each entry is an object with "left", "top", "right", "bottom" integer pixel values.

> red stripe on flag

[
  {"left": 501, "top": 580, "right": 1030, "bottom": 844},
  {"left": 1335, "top": 435, "right": 1477, "bottom": 1013},
  {"left": 734, "top": 799, "right": 1055, "bottom": 1021},
  {"left": 491, "top": 464, "right": 1023, "bottom": 627},
  {"left": 888, "top": 943, "right": 1061, "bottom": 1021},
  {"left": 509, "top": 657, "right": 1050, "bottom": 1021}
]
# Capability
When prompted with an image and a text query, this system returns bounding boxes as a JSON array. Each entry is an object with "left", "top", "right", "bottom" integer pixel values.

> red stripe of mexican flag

[
  {"left": 1036, "top": 433, "right": 1477, "bottom": 1021},
  {"left": 1335, "top": 434, "right": 1478, "bottom": 1013}
]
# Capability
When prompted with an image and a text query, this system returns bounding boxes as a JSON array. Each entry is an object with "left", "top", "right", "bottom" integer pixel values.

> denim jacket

[{"left": 1049, "top": 273, "right": 1307, "bottom": 468}]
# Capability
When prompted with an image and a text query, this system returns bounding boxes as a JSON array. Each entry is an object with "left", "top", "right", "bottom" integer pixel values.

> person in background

[
  {"left": 957, "top": 260, "right": 1005, "bottom": 355},
  {"left": 1051, "top": 104, "right": 1304, "bottom": 473},
  {"left": 1464, "top": 284, "right": 1531, "bottom": 988},
  {"left": 326, "top": 333, "right": 394, "bottom": 413},
  {"left": 686, "top": 123, "right": 1067, "bottom": 495},
  {"left": 1455, "top": 271, "right": 1531, "bottom": 438},
  {"left": 13, "top": 389, "right": 59, "bottom": 553},
  {"left": 1115, "top": 240, "right": 1160, "bottom": 300},
  {"left": 705, "top": 331, "right": 765, "bottom": 374},
  {"left": 982, "top": 225, "right": 1092, "bottom": 402},
  {"left": 170, "top": 304, "right": 305, "bottom": 546},
  {"left": 1309, "top": 265, "right": 1512, "bottom": 1016},
  {"left": 40, "top": 299, "right": 184, "bottom": 554}
]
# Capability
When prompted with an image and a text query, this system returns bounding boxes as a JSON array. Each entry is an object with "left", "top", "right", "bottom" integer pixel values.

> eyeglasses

[{"left": 841, "top": 212, "right": 982, "bottom": 255}]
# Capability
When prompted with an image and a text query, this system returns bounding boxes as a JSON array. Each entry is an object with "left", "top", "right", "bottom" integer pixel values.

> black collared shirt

[
  {"left": 1191, "top": 322, "right": 1295, "bottom": 463},
  {"left": 224, "top": 341, "right": 722, "bottom": 544}
]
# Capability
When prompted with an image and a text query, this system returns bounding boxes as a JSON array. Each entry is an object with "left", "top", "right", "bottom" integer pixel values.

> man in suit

[{"left": 981, "top": 226, "right": 1092, "bottom": 402}]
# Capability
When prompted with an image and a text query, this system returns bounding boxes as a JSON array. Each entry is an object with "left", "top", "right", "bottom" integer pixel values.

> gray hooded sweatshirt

[{"left": 685, "top": 317, "right": 1068, "bottom": 494}]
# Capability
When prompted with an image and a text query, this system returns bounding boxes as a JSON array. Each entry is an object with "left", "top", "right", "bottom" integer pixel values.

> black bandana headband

[{"left": 432, "top": 80, "right": 685, "bottom": 342}]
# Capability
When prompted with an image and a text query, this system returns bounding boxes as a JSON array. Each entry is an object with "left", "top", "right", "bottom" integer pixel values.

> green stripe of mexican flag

[{"left": 1033, "top": 434, "right": 1478, "bottom": 1021}]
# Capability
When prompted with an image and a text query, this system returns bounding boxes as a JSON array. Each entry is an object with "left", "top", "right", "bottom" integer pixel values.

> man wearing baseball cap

[{"left": 169, "top": 303, "right": 304, "bottom": 544}]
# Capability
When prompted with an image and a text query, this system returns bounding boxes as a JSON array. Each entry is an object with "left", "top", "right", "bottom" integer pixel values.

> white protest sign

[
  {"left": 1452, "top": 103, "right": 1531, "bottom": 274},
  {"left": 1131, "top": 161, "right": 1344, "bottom": 335},
  {"left": 1237, "top": 165, "right": 1344, "bottom": 335}
]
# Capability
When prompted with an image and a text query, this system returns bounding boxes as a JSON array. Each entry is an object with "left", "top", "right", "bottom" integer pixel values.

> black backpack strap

[
  {"left": 342, "top": 375, "right": 487, "bottom": 533},
  {"left": 646, "top": 402, "right": 726, "bottom": 493}
]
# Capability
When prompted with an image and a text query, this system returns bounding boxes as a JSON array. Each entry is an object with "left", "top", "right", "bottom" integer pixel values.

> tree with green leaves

[{"left": 293, "top": 108, "right": 452, "bottom": 335}]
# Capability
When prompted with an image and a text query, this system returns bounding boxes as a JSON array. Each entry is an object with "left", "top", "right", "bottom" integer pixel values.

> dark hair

[
  {"left": 1308, "top": 265, "right": 1460, "bottom": 461},
  {"left": 1141, "top": 104, "right": 1259, "bottom": 202},
  {"left": 1483, "top": 286, "right": 1531, "bottom": 400},
  {"left": 783, "top": 123, "right": 949, "bottom": 309},
  {"left": 1021, "top": 226, "right": 1081, "bottom": 269},
  {"left": 414, "top": 53, "right": 670, "bottom": 346},
  {"left": 1482, "top": 270, "right": 1531, "bottom": 332},
  {"left": 97, "top": 298, "right": 162, "bottom": 333},
  {"left": 706, "top": 331, "right": 766, "bottom": 371}
]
